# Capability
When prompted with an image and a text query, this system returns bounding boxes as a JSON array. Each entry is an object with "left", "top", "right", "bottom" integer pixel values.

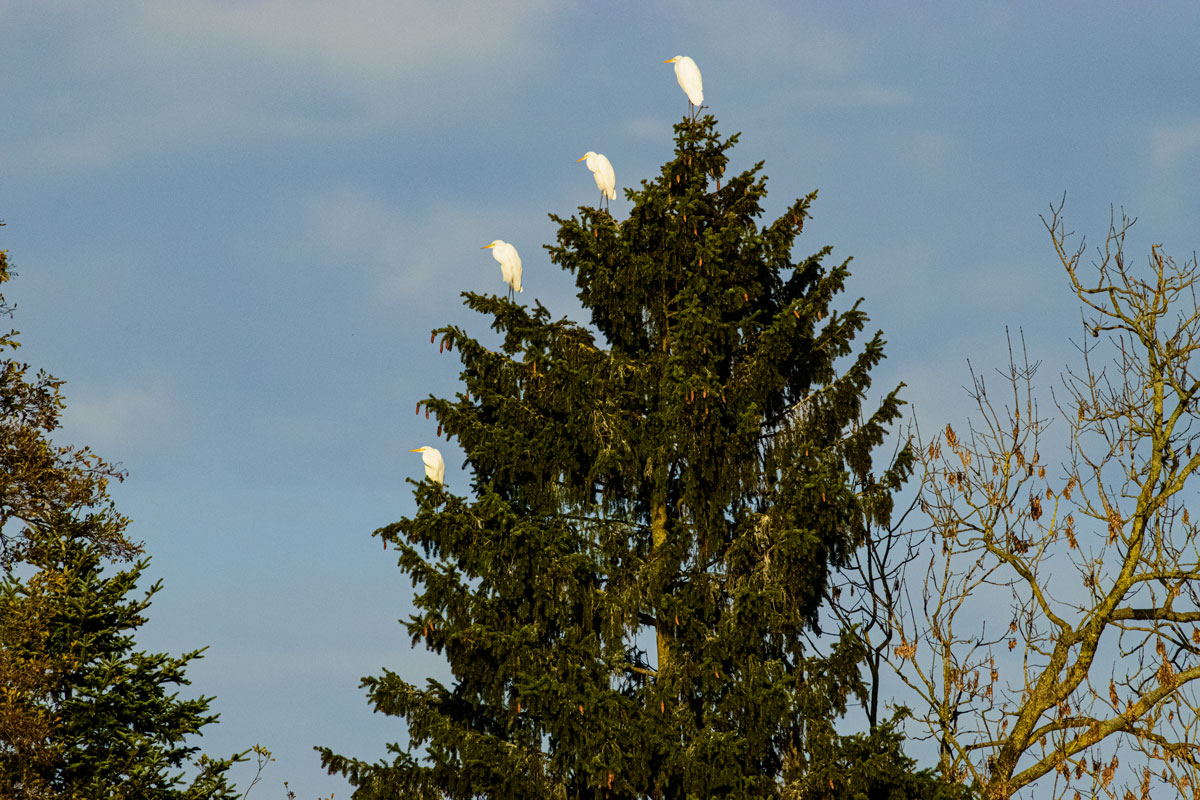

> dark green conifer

[
  {"left": 322, "top": 116, "right": 959, "bottom": 799},
  {"left": 0, "top": 232, "right": 241, "bottom": 799},
  {"left": 0, "top": 517, "right": 242, "bottom": 799}
]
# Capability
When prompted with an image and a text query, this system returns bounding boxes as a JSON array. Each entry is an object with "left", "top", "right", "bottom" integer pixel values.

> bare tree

[
  {"left": 887, "top": 202, "right": 1200, "bottom": 799},
  {"left": 828, "top": 458, "right": 924, "bottom": 734}
]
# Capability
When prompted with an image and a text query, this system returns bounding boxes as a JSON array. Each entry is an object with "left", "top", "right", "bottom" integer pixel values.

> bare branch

[{"left": 895, "top": 204, "right": 1200, "bottom": 799}]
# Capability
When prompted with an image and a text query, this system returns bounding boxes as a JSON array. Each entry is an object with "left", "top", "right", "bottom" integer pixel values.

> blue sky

[{"left": 3, "top": 3, "right": 1200, "bottom": 796}]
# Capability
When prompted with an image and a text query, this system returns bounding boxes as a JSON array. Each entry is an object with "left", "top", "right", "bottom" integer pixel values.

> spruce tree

[
  {"left": 322, "top": 116, "right": 956, "bottom": 798},
  {"left": 0, "top": 230, "right": 241, "bottom": 798},
  {"left": 0, "top": 516, "right": 242, "bottom": 799}
]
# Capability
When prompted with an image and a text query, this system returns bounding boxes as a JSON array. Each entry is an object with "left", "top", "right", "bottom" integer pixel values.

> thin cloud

[
  {"left": 682, "top": 0, "right": 859, "bottom": 77},
  {"left": 791, "top": 84, "right": 911, "bottom": 109},
  {"left": 303, "top": 187, "right": 536, "bottom": 308},
  {"left": 1149, "top": 118, "right": 1200, "bottom": 170},
  {"left": 1128, "top": 117, "right": 1200, "bottom": 238},
  {"left": 134, "top": 0, "right": 558, "bottom": 80},
  {"left": 624, "top": 116, "right": 674, "bottom": 141},
  {"left": 62, "top": 383, "right": 173, "bottom": 454},
  {"left": 10, "top": 1, "right": 561, "bottom": 174}
]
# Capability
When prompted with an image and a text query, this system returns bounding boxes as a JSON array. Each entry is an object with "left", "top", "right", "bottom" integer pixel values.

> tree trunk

[{"left": 652, "top": 489, "right": 670, "bottom": 673}]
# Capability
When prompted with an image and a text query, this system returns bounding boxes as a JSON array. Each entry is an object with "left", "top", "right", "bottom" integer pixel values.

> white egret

[
  {"left": 481, "top": 240, "right": 523, "bottom": 298},
  {"left": 409, "top": 445, "right": 445, "bottom": 485},
  {"left": 664, "top": 55, "right": 704, "bottom": 117},
  {"left": 576, "top": 151, "right": 616, "bottom": 209}
]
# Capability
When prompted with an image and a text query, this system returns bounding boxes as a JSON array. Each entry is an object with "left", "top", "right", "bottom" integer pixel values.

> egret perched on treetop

[
  {"left": 576, "top": 152, "right": 616, "bottom": 209},
  {"left": 481, "top": 240, "right": 523, "bottom": 298},
  {"left": 409, "top": 446, "right": 445, "bottom": 485},
  {"left": 664, "top": 55, "right": 703, "bottom": 117}
]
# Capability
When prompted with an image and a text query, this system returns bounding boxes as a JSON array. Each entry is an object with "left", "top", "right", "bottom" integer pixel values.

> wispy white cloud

[
  {"left": 62, "top": 383, "right": 173, "bottom": 453},
  {"left": 789, "top": 84, "right": 911, "bottom": 110},
  {"left": 303, "top": 186, "right": 537, "bottom": 307},
  {"left": 624, "top": 116, "right": 674, "bottom": 141},
  {"left": 1149, "top": 118, "right": 1200, "bottom": 170},
  {"left": 1127, "top": 117, "right": 1200, "bottom": 240},
  {"left": 305, "top": 187, "right": 436, "bottom": 304},
  {"left": 12, "top": 1, "right": 560, "bottom": 174},
  {"left": 124, "top": 0, "right": 563, "bottom": 134},
  {"left": 132, "top": 0, "right": 556, "bottom": 82},
  {"left": 681, "top": 0, "right": 860, "bottom": 77}
]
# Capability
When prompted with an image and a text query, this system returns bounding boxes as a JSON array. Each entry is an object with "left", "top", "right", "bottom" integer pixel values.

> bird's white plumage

[
  {"left": 576, "top": 152, "right": 616, "bottom": 201},
  {"left": 482, "top": 240, "right": 523, "bottom": 294},
  {"left": 409, "top": 446, "right": 445, "bottom": 485},
  {"left": 665, "top": 55, "right": 703, "bottom": 107}
]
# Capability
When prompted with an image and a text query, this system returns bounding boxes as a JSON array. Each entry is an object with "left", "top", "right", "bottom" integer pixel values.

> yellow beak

[
  {"left": 481, "top": 243, "right": 494, "bottom": 249},
  {"left": 576, "top": 156, "right": 587, "bottom": 162},
  {"left": 409, "top": 447, "right": 423, "bottom": 452}
]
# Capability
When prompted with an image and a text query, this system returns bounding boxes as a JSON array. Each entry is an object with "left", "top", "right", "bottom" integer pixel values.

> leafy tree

[
  {"left": 0, "top": 225, "right": 134, "bottom": 796},
  {"left": 0, "top": 228, "right": 242, "bottom": 798},
  {"left": 887, "top": 203, "right": 1200, "bottom": 798},
  {"left": 0, "top": 230, "right": 133, "bottom": 569},
  {"left": 0, "top": 518, "right": 242, "bottom": 799},
  {"left": 322, "top": 116, "right": 959, "bottom": 798}
]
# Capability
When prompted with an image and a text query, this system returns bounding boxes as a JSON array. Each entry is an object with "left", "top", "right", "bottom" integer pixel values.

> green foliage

[
  {"left": 0, "top": 228, "right": 241, "bottom": 799},
  {"left": 785, "top": 719, "right": 972, "bottom": 800},
  {"left": 321, "top": 116, "right": 949, "bottom": 798},
  {"left": 0, "top": 517, "right": 243, "bottom": 799},
  {"left": 0, "top": 236, "right": 133, "bottom": 568}
]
